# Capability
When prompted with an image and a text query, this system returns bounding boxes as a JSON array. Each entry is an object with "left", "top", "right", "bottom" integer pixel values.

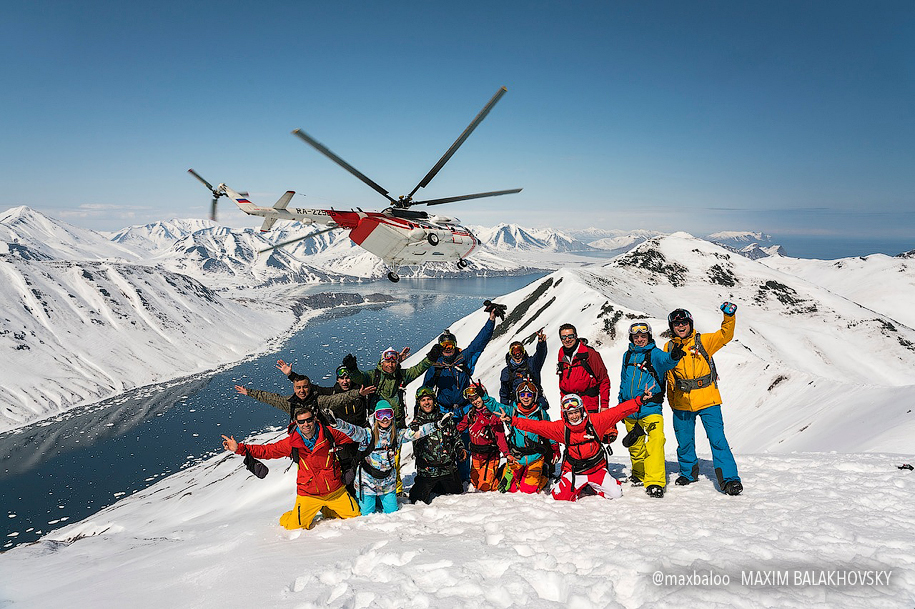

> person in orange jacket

[
  {"left": 221, "top": 404, "right": 360, "bottom": 529},
  {"left": 500, "top": 386, "right": 654, "bottom": 501}
]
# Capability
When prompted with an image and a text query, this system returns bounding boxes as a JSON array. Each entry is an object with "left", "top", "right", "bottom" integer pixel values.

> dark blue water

[{"left": 0, "top": 274, "right": 544, "bottom": 550}]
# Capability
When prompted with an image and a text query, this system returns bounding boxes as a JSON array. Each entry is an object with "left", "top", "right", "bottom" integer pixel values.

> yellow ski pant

[
  {"left": 623, "top": 414, "right": 667, "bottom": 488},
  {"left": 278, "top": 486, "right": 361, "bottom": 530}
]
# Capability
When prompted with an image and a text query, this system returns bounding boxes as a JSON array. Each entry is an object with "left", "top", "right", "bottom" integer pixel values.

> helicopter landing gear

[
  {"left": 457, "top": 258, "right": 469, "bottom": 269},
  {"left": 427, "top": 233, "right": 439, "bottom": 246},
  {"left": 387, "top": 271, "right": 400, "bottom": 282}
]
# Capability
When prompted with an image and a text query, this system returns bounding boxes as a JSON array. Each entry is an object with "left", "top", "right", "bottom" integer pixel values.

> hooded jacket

[
  {"left": 499, "top": 339, "right": 547, "bottom": 404},
  {"left": 557, "top": 340, "right": 611, "bottom": 413},
  {"left": 456, "top": 404, "right": 510, "bottom": 458},
  {"left": 423, "top": 318, "right": 495, "bottom": 410},
  {"left": 349, "top": 357, "right": 432, "bottom": 425},
  {"left": 618, "top": 341, "right": 680, "bottom": 419},
  {"left": 664, "top": 313, "right": 736, "bottom": 412},
  {"left": 511, "top": 396, "right": 642, "bottom": 475},
  {"left": 236, "top": 423, "right": 354, "bottom": 497}
]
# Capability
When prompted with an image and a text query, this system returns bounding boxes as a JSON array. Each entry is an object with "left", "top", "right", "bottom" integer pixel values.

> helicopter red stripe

[{"left": 350, "top": 217, "right": 379, "bottom": 245}]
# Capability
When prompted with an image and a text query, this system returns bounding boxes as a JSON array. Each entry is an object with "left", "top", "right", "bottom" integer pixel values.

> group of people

[{"left": 221, "top": 300, "right": 743, "bottom": 531}]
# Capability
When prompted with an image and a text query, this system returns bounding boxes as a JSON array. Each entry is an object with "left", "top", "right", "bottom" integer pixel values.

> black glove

[
  {"left": 409, "top": 420, "right": 421, "bottom": 432},
  {"left": 435, "top": 412, "right": 452, "bottom": 429},
  {"left": 602, "top": 429, "right": 618, "bottom": 444},
  {"left": 342, "top": 353, "right": 357, "bottom": 371},
  {"left": 426, "top": 344, "right": 444, "bottom": 361},
  {"left": 320, "top": 407, "right": 338, "bottom": 426},
  {"left": 621, "top": 422, "right": 646, "bottom": 448},
  {"left": 243, "top": 453, "right": 269, "bottom": 479},
  {"left": 483, "top": 299, "right": 507, "bottom": 320},
  {"left": 670, "top": 343, "right": 685, "bottom": 360}
]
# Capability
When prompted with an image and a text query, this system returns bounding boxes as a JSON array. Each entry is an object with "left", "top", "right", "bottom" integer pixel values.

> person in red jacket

[
  {"left": 457, "top": 382, "right": 510, "bottom": 492},
  {"left": 557, "top": 323, "right": 616, "bottom": 443},
  {"left": 221, "top": 404, "right": 361, "bottom": 530},
  {"left": 502, "top": 386, "right": 653, "bottom": 501}
]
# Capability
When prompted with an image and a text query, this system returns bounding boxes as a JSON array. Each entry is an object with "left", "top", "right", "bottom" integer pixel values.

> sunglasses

[
  {"left": 672, "top": 321, "right": 690, "bottom": 327},
  {"left": 559, "top": 333, "right": 577, "bottom": 341},
  {"left": 295, "top": 416, "right": 315, "bottom": 425},
  {"left": 374, "top": 408, "right": 394, "bottom": 421},
  {"left": 381, "top": 351, "right": 399, "bottom": 362}
]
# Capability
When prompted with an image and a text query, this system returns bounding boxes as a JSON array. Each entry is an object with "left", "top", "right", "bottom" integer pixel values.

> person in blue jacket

[
  {"left": 499, "top": 329, "right": 548, "bottom": 406},
  {"left": 423, "top": 308, "right": 498, "bottom": 482},
  {"left": 483, "top": 380, "right": 558, "bottom": 493},
  {"left": 618, "top": 321, "right": 684, "bottom": 498}
]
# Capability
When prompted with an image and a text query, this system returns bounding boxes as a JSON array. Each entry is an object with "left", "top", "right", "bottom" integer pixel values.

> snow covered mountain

[
  {"left": 3, "top": 232, "right": 913, "bottom": 608},
  {"left": 474, "top": 223, "right": 595, "bottom": 253},
  {"left": 708, "top": 230, "right": 787, "bottom": 259}
]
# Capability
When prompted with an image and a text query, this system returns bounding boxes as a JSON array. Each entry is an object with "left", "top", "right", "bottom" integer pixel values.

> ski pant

[
  {"left": 469, "top": 453, "right": 501, "bottom": 492},
  {"left": 551, "top": 468, "right": 623, "bottom": 501},
  {"left": 409, "top": 470, "right": 463, "bottom": 505},
  {"left": 507, "top": 456, "right": 549, "bottom": 493},
  {"left": 671, "top": 405, "right": 740, "bottom": 486},
  {"left": 358, "top": 491, "right": 398, "bottom": 515},
  {"left": 394, "top": 446, "right": 403, "bottom": 494},
  {"left": 624, "top": 414, "right": 667, "bottom": 488},
  {"left": 458, "top": 430, "right": 471, "bottom": 482},
  {"left": 278, "top": 486, "right": 361, "bottom": 530}
]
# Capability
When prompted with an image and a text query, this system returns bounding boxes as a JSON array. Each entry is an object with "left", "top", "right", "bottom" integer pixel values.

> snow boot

[
  {"left": 646, "top": 485, "right": 664, "bottom": 498},
  {"left": 629, "top": 474, "right": 644, "bottom": 487},
  {"left": 723, "top": 480, "right": 743, "bottom": 496},
  {"left": 675, "top": 476, "right": 697, "bottom": 486}
]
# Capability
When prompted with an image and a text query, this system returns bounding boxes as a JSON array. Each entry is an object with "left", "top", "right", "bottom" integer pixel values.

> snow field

[{"left": 1, "top": 438, "right": 912, "bottom": 608}]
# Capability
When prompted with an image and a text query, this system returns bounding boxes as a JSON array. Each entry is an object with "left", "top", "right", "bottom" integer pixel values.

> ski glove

[
  {"left": 621, "top": 422, "right": 646, "bottom": 448},
  {"left": 670, "top": 343, "right": 686, "bottom": 360},
  {"left": 243, "top": 453, "right": 269, "bottom": 479},
  {"left": 426, "top": 344, "right": 444, "bottom": 361},
  {"left": 720, "top": 301, "right": 737, "bottom": 316},
  {"left": 319, "top": 407, "right": 338, "bottom": 427},
  {"left": 435, "top": 412, "right": 452, "bottom": 429},
  {"left": 342, "top": 353, "right": 358, "bottom": 372},
  {"left": 483, "top": 299, "right": 508, "bottom": 320}
]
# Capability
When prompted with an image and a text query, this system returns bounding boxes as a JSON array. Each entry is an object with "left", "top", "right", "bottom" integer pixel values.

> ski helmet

[
  {"left": 667, "top": 309, "right": 693, "bottom": 334},
  {"left": 515, "top": 380, "right": 539, "bottom": 413},
  {"left": 508, "top": 341, "right": 525, "bottom": 360},
  {"left": 560, "top": 393, "right": 587, "bottom": 425},
  {"left": 381, "top": 347, "right": 399, "bottom": 363},
  {"left": 628, "top": 321, "right": 653, "bottom": 343},
  {"left": 462, "top": 382, "right": 486, "bottom": 401},
  {"left": 438, "top": 330, "right": 457, "bottom": 348}
]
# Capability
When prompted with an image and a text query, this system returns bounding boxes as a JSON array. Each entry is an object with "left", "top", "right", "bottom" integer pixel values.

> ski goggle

[
  {"left": 509, "top": 344, "right": 524, "bottom": 357},
  {"left": 517, "top": 391, "right": 535, "bottom": 399},
  {"left": 381, "top": 350, "right": 399, "bottom": 362},
  {"left": 560, "top": 395, "right": 583, "bottom": 411},
  {"left": 374, "top": 407, "right": 394, "bottom": 421},
  {"left": 416, "top": 387, "right": 436, "bottom": 400},
  {"left": 629, "top": 323, "right": 650, "bottom": 335},
  {"left": 463, "top": 386, "right": 483, "bottom": 400},
  {"left": 335, "top": 366, "right": 350, "bottom": 379},
  {"left": 440, "top": 340, "right": 456, "bottom": 349},
  {"left": 669, "top": 309, "right": 692, "bottom": 325}
]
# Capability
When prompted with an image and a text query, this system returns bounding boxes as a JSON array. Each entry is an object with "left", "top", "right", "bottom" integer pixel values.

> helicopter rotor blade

[
  {"left": 406, "top": 86, "right": 508, "bottom": 200},
  {"left": 188, "top": 168, "right": 216, "bottom": 192},
  {"left": 210, "top": 196, "right": 218, "bottom": 221},
  {"left": 416, "top": 188, "right": 522, "bottom": 207},
  {"left": 257, "top": 225, "right": 342, "bottom": 254},
  {"left": 292, "top": 129, "right": 397, "bottom": 205}
]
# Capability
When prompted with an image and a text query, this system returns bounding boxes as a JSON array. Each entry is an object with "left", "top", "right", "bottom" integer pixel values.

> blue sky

[{"left": 3, "top": 1, "right": 913, "bottom": 257}]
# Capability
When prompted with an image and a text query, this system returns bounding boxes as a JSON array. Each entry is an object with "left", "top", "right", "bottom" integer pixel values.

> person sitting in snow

[
  {"left": 499, "top": 386, "right": 654, "bottom": 501},
  {"left": 320, "top": 399, "right": 447, "bottom": 515},
  {"left": 410, "top": 386, "right": 467, "bottom": 505},
  {"left": 618, "top": 322, "right": 684, "bottom": 499},
  {"left": 457, "top": 382, "right": 510, "bottom": 492},
  {"left": 221, "top": 404, "right": 360, "bottom": 530},
  {"left": 664, "top": 303, "right": 742, "bottom": 495},
  {"left": 482, "top": 380, "right": 559, "bottom": 493}
]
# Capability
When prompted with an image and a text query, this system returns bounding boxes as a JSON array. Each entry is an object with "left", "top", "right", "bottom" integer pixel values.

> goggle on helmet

[
  {"left": 415, "top": 386, "right": 436, "bottom": 401},
  {"left": 667, "top": 309, "right": 693, "bottom": 333},
  {"left": 462, "top": 382, "right": 486, "bottom": 401},
  {"left": 628, "top": 322, "right": 653, "bottom": 342}
]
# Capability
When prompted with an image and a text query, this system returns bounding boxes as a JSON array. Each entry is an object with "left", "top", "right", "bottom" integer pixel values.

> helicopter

[{"left": 188, "top": 86, "right": 521, "bottom": 282}]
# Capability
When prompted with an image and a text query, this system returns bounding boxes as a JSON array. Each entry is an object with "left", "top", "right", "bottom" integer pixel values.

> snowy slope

[
  {"left": 0, "top": 254, "right": 294, "bottom": 431},
  {"left": 0, "top": 436, "right": 911, "bottom": 607},
  {"left": 761, "top": 253, "right": 915, "bottom": 331}
]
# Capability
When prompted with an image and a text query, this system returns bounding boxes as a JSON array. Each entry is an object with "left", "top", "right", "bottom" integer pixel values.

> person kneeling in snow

[
  {"left": 500, "top": 386, "right": 653, "bottom": 501},
  {"left": 410, "top": 387, "right": 467, "bottom": 505},
  {"left": 457, "top": 382, "right": 510, "bottom": 492},
  {"left": 323, "top": 400, "right": 447, "bottom": 515},
  {"left": 221, "top": 404, "right": 360, "bottom": 530}
]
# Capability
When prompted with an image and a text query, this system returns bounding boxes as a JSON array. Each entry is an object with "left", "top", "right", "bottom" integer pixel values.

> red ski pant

[
  {"left": 551, "top": 468, "right": 622, "bottom": 501},
  {"left": 507, "top": 457, "right": 549, "bottom": 494},
  {"left": 470, "top": 454, "right": 501, "bottom": 491}
]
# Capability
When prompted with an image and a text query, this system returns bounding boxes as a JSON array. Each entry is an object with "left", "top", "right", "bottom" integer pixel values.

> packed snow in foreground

[{"left": 1, "top": 439, "right": 911, "bottom": 608}]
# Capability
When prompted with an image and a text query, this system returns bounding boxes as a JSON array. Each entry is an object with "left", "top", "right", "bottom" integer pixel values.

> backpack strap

[
  {"left": 673, "top": 333, "right": 719, "bottom": 392},
  {"left": 624, "top": 349, "right": 664, "bottom": 404}
]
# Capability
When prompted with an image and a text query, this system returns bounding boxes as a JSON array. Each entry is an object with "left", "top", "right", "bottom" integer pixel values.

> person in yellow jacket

[{"left": 664, "top": 303, "right": 742, "bottom": 496}]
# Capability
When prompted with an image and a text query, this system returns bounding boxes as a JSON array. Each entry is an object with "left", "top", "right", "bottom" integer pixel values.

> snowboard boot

[
  {"left": 629, "top": 474, "right": 644, "bottom": 487},
  {"left": 646, "top": 485, "right": 665, "bottom": 498},
  {"left": 723, "top": 480, "right": 743, "bottom": 496},
  {"left": 675, "top": 476, "right": 697, "bottom": 486}
]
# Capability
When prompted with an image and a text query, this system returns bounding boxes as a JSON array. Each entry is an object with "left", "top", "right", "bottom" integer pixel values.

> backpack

[
  {"left": 371, "top": 367, "right": 406, "bottom": 416},
  {"left": 672, "top": 332, "right": 719, "bottom": 392},
  {"left": 557, "top": 348, "right": 600, "bottom": 398},
  {"left": 622, "top": 349, "right": 665, "bottom": 404},
  {"left": 289, "top": 422, "right": 339, "bottom": 469}
]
